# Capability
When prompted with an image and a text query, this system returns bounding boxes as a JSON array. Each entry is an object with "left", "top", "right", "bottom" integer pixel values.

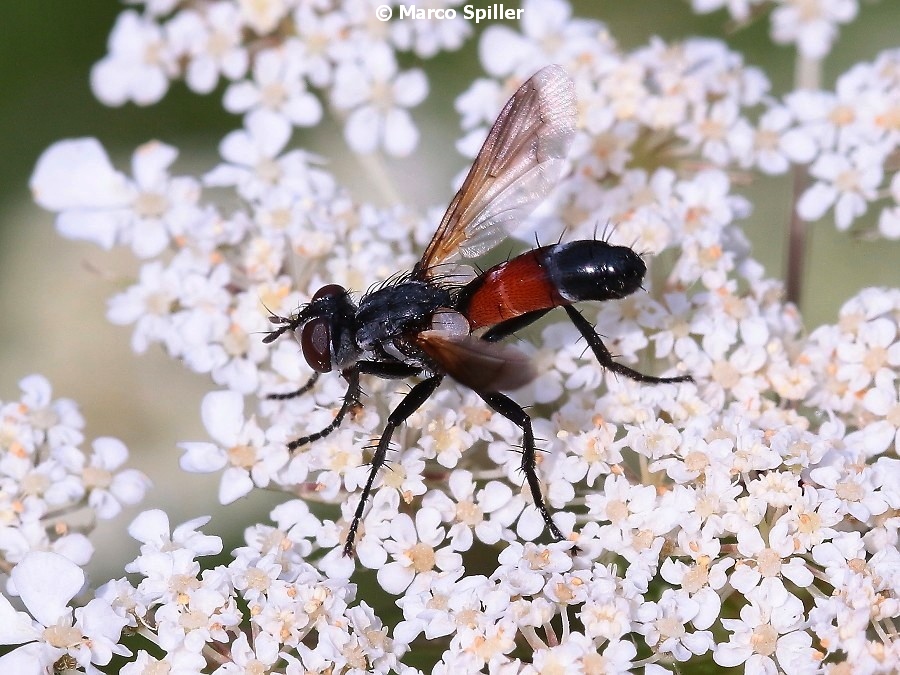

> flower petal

[{"left": 11, "top": 552, "right": 83, "bottom": 627}]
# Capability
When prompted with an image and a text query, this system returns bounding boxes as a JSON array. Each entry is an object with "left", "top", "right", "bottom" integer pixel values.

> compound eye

[
  {"left": 301, "top": 317, "right": 333, "bottom": 373},
  {"left": 312, "top": 284, "right": 346, "bottom": 301}
]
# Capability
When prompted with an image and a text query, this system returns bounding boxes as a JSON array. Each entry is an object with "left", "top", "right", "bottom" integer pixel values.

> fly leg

[
  {"left": 277, "top": 362, "right": 422, "bottom": 451},
  {"left": 563, "top": 305, "right": 693, "bottom": 384},
  {"left": 481, "top": 309, "right": 551, "bottom": 343},
  {"left": 286, "top": 367, "right": 362, "bottom": 451},
  {"left": 478, "top": 391, "right": 566, "bottom": 543},
  {"left": 344, "top": 374, "right": 443, "bottom": 557},
  {"left": 267, "top": 372, "right": 320, "bottom": 400}
]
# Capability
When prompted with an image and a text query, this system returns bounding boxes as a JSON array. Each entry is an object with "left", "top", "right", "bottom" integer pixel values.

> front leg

[
  {"left": 276, "top": 362, "right": 422, "bottom": 451},
  {"left": 287, "top": 367, "right": 362, "bottom": 451},
  {"left": 344, "top": 374, "right": 443, "bottom": 557},
  {"left": 478, "top": 391, "right": 567, "bottom": 543},
  {"left": 268, "top": 372, "right": 320, "bottom": 401}
]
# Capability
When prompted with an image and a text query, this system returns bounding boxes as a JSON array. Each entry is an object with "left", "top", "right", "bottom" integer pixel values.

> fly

[{"left": 263, "top": 65, "right": 692, "bottom": 557}]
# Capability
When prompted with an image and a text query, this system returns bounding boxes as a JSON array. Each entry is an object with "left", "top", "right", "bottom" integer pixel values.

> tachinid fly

[{"left": 263, "top": 65, "right": 693, "bottom": 556}]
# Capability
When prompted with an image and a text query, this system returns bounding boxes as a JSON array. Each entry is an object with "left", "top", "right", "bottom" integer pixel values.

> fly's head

[{"left": 264, "top": 284, "right": 361, "bottom": 372}]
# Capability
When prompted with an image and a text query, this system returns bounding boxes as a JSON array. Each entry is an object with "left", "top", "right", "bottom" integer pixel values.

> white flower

[
  {"left": 714, "top": 578, "right": 813, "bottom": 672},
  {"left": 106, "top": 260, "right": 183, "bottom": 353},
  {"left": 768, "top": 486, "right": 842, "bottom": 552},
  {"left": 167, "top": 3, "right": 249, "bottom": 94},
  {"left": 121, "top": 649, "right": 207, "bottom": 674},
  {"left": 797, "top": 148, "right": 883, "bottom": 229},
  {"left": 636, "top": 589, "right": 715, "bottom": 661},
  {"left": 331, "top": 44, "right": 428, "bottom": 156},
  {"left": 59, "top": 437, "right": 150, "bottom": 520},
  {"left": 809, "top": 460, "right": 888, "bottom": 522},
  {"left": 17, "top": 374, "right": 85, "bottom": 449},
  {"left": 421, "top": 470, "right": 516, "bottom": 549},
  {"left": 180, "top": 390, "right": 289, "bottom": 504},
  {"left": 750, "top": 104, "right": 817, "bottom": 174},
  {"left": 0, "top": 552, "right": 128, "bottom": 672},
  {"left": 223, "top": 40, "right": 323, "bottom": 127},
  {"left": 495, "top": 541, "right": 572, "bottom": 598},
  {"left": 211, "top": 631, "right": 280, "bottom": 674},
  {"left": 127, "top": 509, "right": 223, "bottom": 558},
  {"left": 30, "top": 138, "right": 202, "bottom": 258},
  {"left": 237, "top": 0, "right": 293, "bottom": 34},
  {"left": 835, "top": 316, "right": 899, "bottom": 392},
  {"left": 478, "top": 0, "right": 605, "bottom": 77},
  {"left": 91, "top": 10, "right": 175, "bottom": 105},
  {"left": 205, "top": 109, "right": 295, "bottom": 201},
  {"left": 391, "top": 0, "right": 471, "bottom": 57},
  {"left": 374, "top": 508, "right": 462, "bottom": 594},
  {"left": 677, "top": 99, "right": 754, "bottom": 166},
  {"left": 290, "top": 2, "right": 351, "bottom": 87},
  {"left": 729, "top": 524, "right": 815, "bottom": 593},
  {"left": 770, "top": 0, "right": 858, "bottom": 59}
]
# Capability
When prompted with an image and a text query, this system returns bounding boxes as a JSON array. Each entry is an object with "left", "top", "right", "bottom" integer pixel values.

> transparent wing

[{"left": 413, "top": 65, "right": 577, "bottom": 280}]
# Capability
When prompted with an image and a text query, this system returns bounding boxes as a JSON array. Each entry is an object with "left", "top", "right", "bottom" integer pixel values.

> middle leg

[
  {"left": 344, "top": 374, "right": 444, "bottom": 556},
  {"left": 478, "top": 391, "right": 566, "bottom": 543}
]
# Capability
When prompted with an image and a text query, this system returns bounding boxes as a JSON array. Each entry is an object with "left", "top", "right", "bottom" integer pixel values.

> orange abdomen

[
  {"left": 461, "top": 249, "right": 566, "bottom": 330},
  {"left": 458, "top": 241, "right": 647, "bottom": 332}
]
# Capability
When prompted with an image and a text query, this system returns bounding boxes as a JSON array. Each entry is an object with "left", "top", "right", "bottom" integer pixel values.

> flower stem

[{"left": 785, "top": 53, "right": 822, "bottom": 307}]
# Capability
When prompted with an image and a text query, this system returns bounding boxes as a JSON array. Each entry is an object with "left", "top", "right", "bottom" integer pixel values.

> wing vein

[{"left": 414, "top": 65, "right": 576, "bottom": 281}]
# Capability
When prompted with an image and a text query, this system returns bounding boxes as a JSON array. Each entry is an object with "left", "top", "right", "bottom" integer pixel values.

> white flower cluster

[
  {"left": 0, "top": 376, "right": 149, "bottom": 566},
  {"left": 90, "top": 0, "right": 468, "bottom": 156},
  {"left": 0, "top": 376, "right": 148, "bottom": 672},
  {"left": 691, "top": 0, "right": 859, "bottom": 59},
  {"left": 791, "top": 52, "right": 900, "bottom": 235},
  {"left": 12, "top": 0, "right": 900, "bottom": 672}
]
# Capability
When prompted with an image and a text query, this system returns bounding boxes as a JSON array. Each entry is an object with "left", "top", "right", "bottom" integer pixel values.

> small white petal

[
  {"left": 109, "top": 469, "right": 152, "bottom": 506},
  {"left": 91, "top": 437, "right": 128, "bottom": 469},
  {"left": 796, "top": 182, "right": 835, "bottom": 221},
  {"left": 131, "top": 141, "right": 178, "bottom": 187},
  {"left": 51, "top": 535, "right": 94, "bottom": 566},
  {"left": 219, "top": 466, "right": 254, "bottom": 503},
  {"left": 127, "top": 509, "right": 170, "bottom": 545},
  {"left": 0, "top": 595, "right": 39, "bottom": 645},
  {"left": 479, "top": 26, "right": 530, "bottom": 76},
  {"left": 11, "top": 552, "right": 83, "bottom": 627},
  {"left": 186, "top": 57, "right": 219, "bottom": 94},
  {"left": 179, "top": 442, "right": 228, "bottom": 472},
  {"left": 200, "top": 390, "right": 244, "bottom": 444},
  {"left": 30, "top": 139, "right": 131, "bottom": 210},
  {"left": 77, "top": 598, "right": 128, "bottom": 644},
  {"left": 383, "top": 109, "right": 418, "bottom": 157},
  {"left": 245, "top": 109, "right": 292, "bottom": 158},
  {"left": 377, "top": 561, "right": 414, "bottom": 594},
  {"left": 55, "top": 210, "right": 123, "bottom": 249},
  {"left": 392, "top": 69, "right": 428, "bottom": 108},
  {"left": 223, "top": 81, "right": 260, "bottom": 113},
  {"left": 344, "top": 107, "right": 380, "bottom": 155},
  {"left": 0, "top": 642, "right": 46, "bottom": 675},
  {"left": 285, "top": 93, "right": 323, "bottom": 127}
]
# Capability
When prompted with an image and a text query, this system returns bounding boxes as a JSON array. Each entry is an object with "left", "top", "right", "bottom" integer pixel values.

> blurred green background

[{"left": 0, "top": 0, "right": 898, "bottom": 580}]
